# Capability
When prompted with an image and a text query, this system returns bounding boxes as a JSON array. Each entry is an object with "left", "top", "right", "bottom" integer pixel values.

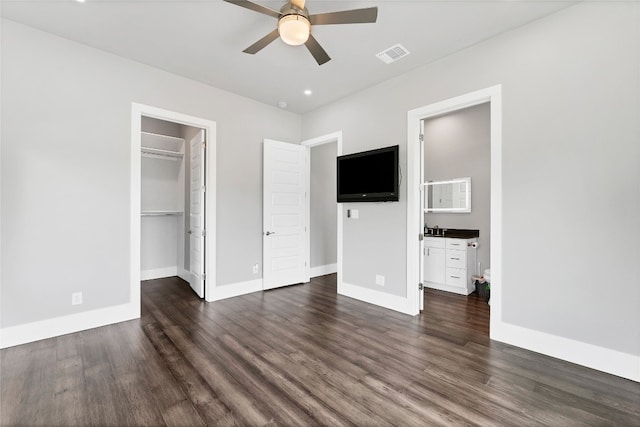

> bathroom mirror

[{"left": 424, "top": 177, "right": 471, "bottom": 213}]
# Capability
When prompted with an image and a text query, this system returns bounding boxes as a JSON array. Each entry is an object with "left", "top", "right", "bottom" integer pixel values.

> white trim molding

[
  {"left": 210, "top": 279, "right": 263, "bottom": 301},
  {"left": 141, "top": 267, "right": 178, "bottom": 281},
  {"left": 177, "top": 268, "right": 191, "bottom": 284},
  {"left": 310, "top": 263, "right": 338, "bottom": 278},
  {"left": 338, "top": 282, "right": 413, "bottom": 315},
  {"left": 492, "top": 322, "right": 640, "bottom": 382},
  {"left": 0, "top": 303, "right": 138, "bottom": 349}
]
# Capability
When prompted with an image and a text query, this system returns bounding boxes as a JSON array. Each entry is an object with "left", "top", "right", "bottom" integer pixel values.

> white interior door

[
  {"left": 263, "top": 139, "right": 309, "bottom": 290},
  {"left": 419, "top": 119, "right": 425, "bottom": 311},
  {"left": 189, "top": 130, "right": 206, "bottom": 298}
]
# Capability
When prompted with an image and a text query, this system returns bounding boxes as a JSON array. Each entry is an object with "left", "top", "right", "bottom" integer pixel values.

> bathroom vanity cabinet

[{"left": 423, "top": 237, "right": 477, "bottom": 295}]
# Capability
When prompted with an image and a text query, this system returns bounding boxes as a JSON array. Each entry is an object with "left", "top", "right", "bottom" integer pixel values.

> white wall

[
  {"left": 424, "top": 103, "right": 491, "bottom": 274},
  {"left": 310, "top": 142, "right": 337, "bottom": 270},
  {"left": 0, "top": 19, "right": 301, "bottom": 328},
  {"left": 302, "top": 2, "right": 640, "bottom": 358}
]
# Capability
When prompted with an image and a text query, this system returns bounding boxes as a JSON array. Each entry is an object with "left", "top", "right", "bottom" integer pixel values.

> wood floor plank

[
  {"left": 287, "top": 350, "right": 429, "bottom": 426},
  {"left": 2, "top": 274, "right": 639, "bottom": 426},
  {"left": 142, "top": 321, "right": 237, "bottom": 425},
  {"left": 142, "top": 294, "right": 274, "bottom": 426},
  {"left": 220, "top": 334, "right": 352, "bottom": 427},
  {"left": 262, "top": 351, "right": 392, "bottom": 426}
]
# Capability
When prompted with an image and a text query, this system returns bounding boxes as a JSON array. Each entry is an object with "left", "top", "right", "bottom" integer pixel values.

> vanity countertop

[{"left": 424, "top": 228, "right": 479, "bottom": 239}]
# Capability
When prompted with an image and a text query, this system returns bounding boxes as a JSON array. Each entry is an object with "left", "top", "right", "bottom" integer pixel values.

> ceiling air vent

[{"left": 376, "top": 44, "right": 410, "bottom": 64}]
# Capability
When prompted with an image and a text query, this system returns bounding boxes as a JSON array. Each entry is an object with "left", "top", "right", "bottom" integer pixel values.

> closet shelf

[
  {"left": 141, "top": 147, "right": 184, "bottom": 159},
  {"left": 141, "top": 211, "right": 184, "bottom": 217}
]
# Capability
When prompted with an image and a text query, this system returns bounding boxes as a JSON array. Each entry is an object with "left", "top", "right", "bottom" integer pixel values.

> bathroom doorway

[
  {"left": 420, "top": 103, "right": 491, "bottom": 335},
  {"left": 406, "top": 85, "right": 502, "bottom": 339}
]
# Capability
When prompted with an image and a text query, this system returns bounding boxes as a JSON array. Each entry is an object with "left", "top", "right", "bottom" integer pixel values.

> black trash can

[{"left": 472, "top": 275, "right": 490, "bottom": 301}]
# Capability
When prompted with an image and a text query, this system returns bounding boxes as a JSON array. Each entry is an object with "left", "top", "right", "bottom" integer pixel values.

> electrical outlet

[
  {"left": 375, "top": 274, "right": 385, "bottom": 286},
  {"left": 252, "top": 264, "right": 259, "bottom": 274},
  {"left": 71, "top": 292, "right": 83, "bottom": 305}
]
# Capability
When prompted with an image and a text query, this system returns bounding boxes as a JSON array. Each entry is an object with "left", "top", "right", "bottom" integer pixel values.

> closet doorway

[{"left": 131, "top": 104, "right": 217, "bottom": 307}]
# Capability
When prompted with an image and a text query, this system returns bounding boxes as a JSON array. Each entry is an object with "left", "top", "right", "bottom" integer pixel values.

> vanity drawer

[
  {"left": 446, "top": 238, "right": 468, "bottom": 250},
  {"left": 445, "top": 268, "right": 467, "bottom": 288},
  {"left": 424, "top": 237, "right": 445, "bottom": 248},
  {"left": 446, "top": 249, "right": 466, "bottom": 269}
]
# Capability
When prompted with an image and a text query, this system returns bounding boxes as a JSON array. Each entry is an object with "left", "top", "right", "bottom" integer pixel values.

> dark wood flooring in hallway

[{"left": 2, "top": 274, "right": 639, "bottom": 426}]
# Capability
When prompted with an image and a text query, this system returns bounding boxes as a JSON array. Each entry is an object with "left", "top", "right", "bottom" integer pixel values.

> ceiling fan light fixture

[{"left": 278, "top": 15, "right": 311, "bottom": 46}]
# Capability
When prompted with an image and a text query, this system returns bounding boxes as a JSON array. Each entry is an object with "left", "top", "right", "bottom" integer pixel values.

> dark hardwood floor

[{"left": 2, "top": 274, "right": 639, "bottom": 426}]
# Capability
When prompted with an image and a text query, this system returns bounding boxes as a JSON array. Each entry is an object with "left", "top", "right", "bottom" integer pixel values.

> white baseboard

[
  {"left": 424, "top": 281, "right": 473, "bottom": 295},
  {"left": 210, "top": 279, "right": 263, "bottom": 301},
  {"left": 492, "top": 320, "right": 640, "bottom": 382},
  {"left": 177, "top": 267, "right": 191, "bottom": 283},
  {"left": 338, "top": 281, "right": 413, "bottom": 315},
  {"left": 141, "top": 266, "right": 178, "bottom": 281},
  {"left": 0, "top": 302, "right": 139, "bottom": 349},
  {"left": 310, "top": 263, "right": 338, "bottom": 278}
]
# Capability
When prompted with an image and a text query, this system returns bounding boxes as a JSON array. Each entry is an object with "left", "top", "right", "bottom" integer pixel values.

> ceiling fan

[{"left": 223, "top": 0, "right": 378, "bottom": 65}]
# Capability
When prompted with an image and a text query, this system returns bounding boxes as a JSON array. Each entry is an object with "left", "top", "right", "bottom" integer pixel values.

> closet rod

[
  {"left": 141, "top": 211, "right": 184, "bottom": 217},
  {"left": 141, "top": 147, "right": 184, "bottom": 159}
]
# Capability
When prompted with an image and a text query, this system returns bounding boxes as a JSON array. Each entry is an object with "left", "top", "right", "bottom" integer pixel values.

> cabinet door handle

[
  {"left": 451, "top": 257, "right": 460, "bottom": 260},
  {"left": 450, "top": 275, "right": 460, "bottom": 279},
  {"left": 427, "top": 248, "right": 430, "bottom": 256}
]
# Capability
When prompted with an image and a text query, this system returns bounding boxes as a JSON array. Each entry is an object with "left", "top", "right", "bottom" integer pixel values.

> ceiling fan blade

[
  {"left": 222, "top": 0, "right": 281, "bottom": 19},
  {"left": 310, "top": 7, "right": 378, "bottom": 25},
  {"left": 304, "top": 34, "right": 331, "bottom": 66},
  {"left": 243, "top": 29, "right": 280, "bottom": 54},
  {"left": 290, "top": 0, "right": 306, "bottom": 10}
]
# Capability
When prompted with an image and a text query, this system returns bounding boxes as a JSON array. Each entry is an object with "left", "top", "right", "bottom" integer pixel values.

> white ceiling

[{"left": 1, "top": 0, "right": 576, "bottom": 113}]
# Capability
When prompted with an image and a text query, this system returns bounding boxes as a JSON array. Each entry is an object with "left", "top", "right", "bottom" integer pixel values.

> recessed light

[
  {"left": 76, "top": 0, "right": 86, "bottom": 3},
  {"left": 304, "top": 89, "right": 312, "bottom": 96}
]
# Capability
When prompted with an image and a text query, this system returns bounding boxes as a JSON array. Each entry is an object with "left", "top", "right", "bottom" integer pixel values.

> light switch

[{"left": 351, "top": 209, "right": 359, "bottom": 219}]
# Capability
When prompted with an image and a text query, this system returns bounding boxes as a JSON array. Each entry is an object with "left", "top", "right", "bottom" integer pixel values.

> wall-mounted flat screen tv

[{"left": 337, "top": 145, "right": 399, "bottom": 203}]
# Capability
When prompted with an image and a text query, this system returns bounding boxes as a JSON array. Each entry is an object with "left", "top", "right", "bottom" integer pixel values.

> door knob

[{"left": 265, "top": 231, "right": 276, "bottom": 236}]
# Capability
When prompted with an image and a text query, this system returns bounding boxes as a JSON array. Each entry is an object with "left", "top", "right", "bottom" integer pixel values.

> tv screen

[{"left": 337, "top": 145, "right": 399, "bottom": 203}]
